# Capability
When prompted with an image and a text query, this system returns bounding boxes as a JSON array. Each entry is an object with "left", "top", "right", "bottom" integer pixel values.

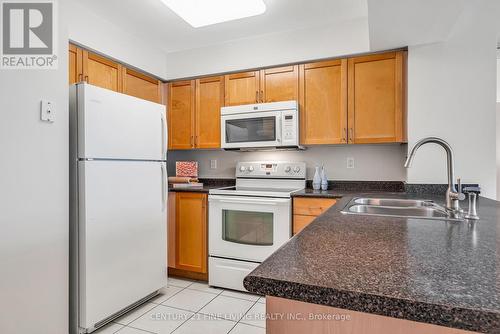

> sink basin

[
  {"left": 341, "top": 198, "right": 463, "bottom": 221},
  {"left": 353, "top": 198, "right": 433, "bottom": 207}
]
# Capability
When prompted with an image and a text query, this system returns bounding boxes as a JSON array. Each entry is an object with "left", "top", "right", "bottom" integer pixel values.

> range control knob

[
  {"left": 239, "top": 166, "right": 246, "bottom": 172},
  {"left": 293, "top": 166, "right": 301, "bottom": 173},
  {"left": 284, "top": 166, "right": 291, "bottom": 173},
  {"left": 248, "top": 166, "right": 254, "bottom": 172}
]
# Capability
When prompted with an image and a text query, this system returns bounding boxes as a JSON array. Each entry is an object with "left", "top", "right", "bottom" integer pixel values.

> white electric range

[{"left": 208, "top": 161, "right": 306, "bottom": 291}]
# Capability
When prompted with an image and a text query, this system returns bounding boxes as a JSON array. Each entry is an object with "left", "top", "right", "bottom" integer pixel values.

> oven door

[
  {"left": 221, "top": 111, "right": 282, "bottom": 149},
  {"left": 209, "top": 195, "right": 291, "bottom": 262}
]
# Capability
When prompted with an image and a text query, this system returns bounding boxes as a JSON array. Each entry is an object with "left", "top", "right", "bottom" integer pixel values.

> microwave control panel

[{"left": 281, "top": 110, "right": 299, "bottom": 146}]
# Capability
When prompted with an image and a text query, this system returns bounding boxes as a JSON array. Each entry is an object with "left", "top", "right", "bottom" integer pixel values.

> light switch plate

[
  {"left": 40, "top": 99, "right": 54, "bottom": 122},
  {"left": 347, "top": 157, "right": 355, "bottom": 169},
  {"left": 210, "top": 159, "right": 217, "bottom": 169}
]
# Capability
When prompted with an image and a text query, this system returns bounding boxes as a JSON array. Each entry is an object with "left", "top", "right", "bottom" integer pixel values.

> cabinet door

[
  {"left": 175, "top": 192, "right": 207, "bottom": 273},
  {"left": 68, "top": 44, "right": 82, "bottom": 84},
  {"left": 196, "top": 76, "right": 223, "bottom": 148},
  {"left": 348, "top": 51, "right": 406, "bottom": 144},
  {"left": 82, "top": 50, "right": 123, "bottom": 92},
  {"left": 293, "top": 215, "right": 315, "bottom": 235},
  {"left": 168, "top": 81, "right": 195, "bottom": 150},
  {"left": 224, "top": 71, "right": 260, "bottom": 106},
  {"left": 260, "top": 65, "right": 298, "bottom": 103},
  {"left": 299, "top": 59, "right": 347, "bottom": 145},
  {"left": 167, "top": 192, "right": 176, "bottom": 268},
  {"left": 123, "top": 67, "right": 161, "bottom": 103}
]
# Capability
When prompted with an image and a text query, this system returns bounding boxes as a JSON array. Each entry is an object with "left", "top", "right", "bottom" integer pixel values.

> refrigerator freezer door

[
  {"left": 78, "top": 160, "right": 167, "bottom": 329},
  {"left": 77, "top": 84, "right": 167, "bottom": 161}
]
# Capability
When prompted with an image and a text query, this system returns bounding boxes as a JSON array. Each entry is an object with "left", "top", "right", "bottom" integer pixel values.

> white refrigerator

[{"left": 69, "top": 83, "right": 168, "bottom": 334}]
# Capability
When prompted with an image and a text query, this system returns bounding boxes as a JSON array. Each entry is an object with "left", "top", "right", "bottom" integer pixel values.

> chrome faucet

[{"left": 404, "top": 137, "right": 465, "bottom": 213}]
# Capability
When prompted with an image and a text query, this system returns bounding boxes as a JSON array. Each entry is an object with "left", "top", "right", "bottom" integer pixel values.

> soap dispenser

[
  {"left": 320, "top": 166, "right": 328, "bottom": 191},
  {"left": 313, "top": 166, "right": 321, "bottom": 190}
]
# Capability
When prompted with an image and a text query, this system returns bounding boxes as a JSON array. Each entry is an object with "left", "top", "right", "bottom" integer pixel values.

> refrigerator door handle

[
  {"left": 160, "top": 114, "right": 167, "bottom": 160},
  {"left": 161, "top": 163, "right": 166, "bottom": 212}
]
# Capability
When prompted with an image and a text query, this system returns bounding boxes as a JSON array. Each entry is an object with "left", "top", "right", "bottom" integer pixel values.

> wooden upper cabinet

[
  {"left": 122, "top": 67, "right": 161, "bottom": 103},
  {"left": 82, "top": 50, "right": 123, "bottom": 92},
  {"left": 348, "top": 51, "right": 406, "bottom": 144},
  {"left": 260, "top": 65, "right": 299, "bottom": 103},
  {"left": 224, "top": 71, "right": 260, "bottom": 106},
  {"left": 175, "top": 192, "right": 207, "bottom": 274},
  {"left": 299, "top": 59, "right": 347, "bottom": 145},
  {"left": 168, "top": 80, "right": 195, "bottom": 150},
  {"left": 68, "top": 44, "right": 82, "bottom": 84},
  {"left": 196, "top": 76, "right": 223, "bottom": 149}
]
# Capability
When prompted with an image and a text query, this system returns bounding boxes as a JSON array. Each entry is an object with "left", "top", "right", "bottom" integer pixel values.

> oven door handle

[{"left": 209, "top": 195, "right": 290, "bottom": 205}]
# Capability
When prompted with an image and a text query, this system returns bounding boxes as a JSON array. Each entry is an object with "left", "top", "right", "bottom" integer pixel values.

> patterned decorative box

[{"left": 176, "top": 161, "right": 198, "bottom": 178}]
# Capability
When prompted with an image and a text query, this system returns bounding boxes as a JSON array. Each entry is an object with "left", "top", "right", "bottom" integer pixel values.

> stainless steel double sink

[{"left": 341, "top": 198, "right": 464, "bottom": 221}]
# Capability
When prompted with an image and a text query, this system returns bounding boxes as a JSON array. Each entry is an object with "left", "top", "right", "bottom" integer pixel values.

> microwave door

[{"left": 222, "top": 111, "right": 280, "bottom": 149}]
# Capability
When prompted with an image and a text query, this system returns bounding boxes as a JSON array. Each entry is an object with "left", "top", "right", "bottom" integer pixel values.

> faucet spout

[{"left": 405, "top": 137, "right": 463, "bottom": 213}]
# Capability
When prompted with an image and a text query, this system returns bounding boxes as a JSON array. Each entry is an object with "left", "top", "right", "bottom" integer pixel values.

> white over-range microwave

[{"left": 221, "top": 100, "right": 300, "bottom": 150}]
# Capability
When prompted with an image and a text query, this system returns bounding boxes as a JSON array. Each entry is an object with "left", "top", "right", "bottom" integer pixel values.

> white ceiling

[{"left": 79, "top": 0, "right": 368, "bottom": 53}]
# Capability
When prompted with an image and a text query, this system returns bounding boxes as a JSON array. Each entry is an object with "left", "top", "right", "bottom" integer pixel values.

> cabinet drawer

[
  {"left": 293, "top": 198, "right": 337, "bottom": 216},
  {"left": 293, "top": 215, "right": 316, "bottom": 235}
]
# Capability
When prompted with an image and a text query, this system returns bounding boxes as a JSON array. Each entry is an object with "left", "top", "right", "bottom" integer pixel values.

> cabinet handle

[
  {"left": 342, "top": 128, "right": 347, "bottom": 143},
  {"left": 349, "top": 128, "right": 354, "bottom": 143},
  {"left": 191, "top": 135, "right": 194, "bottom": 147},
  {"left": 84, "top": 75, "right": 89, "bottom": 83},
  {"left": 255, "top": 91, "right": 259, "bottom": 103},
  {"left": 78, "top": 74, "right": 83, "bottom": 82},
  {"left": 260, "top": 90, "right": 263, "bottom": 102},
  {"left": 195, "top": 135, "right": 198, "bottom": 147}
]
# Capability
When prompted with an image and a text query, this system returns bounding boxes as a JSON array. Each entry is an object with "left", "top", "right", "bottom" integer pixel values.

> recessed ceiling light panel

[{"left": 161, "top": 0, "right": 267, "bottom": 28}]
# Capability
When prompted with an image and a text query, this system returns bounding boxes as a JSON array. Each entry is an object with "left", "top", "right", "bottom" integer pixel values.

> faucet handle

[{"left": 456, "top": 178, "right": 466, "bottom": 201}]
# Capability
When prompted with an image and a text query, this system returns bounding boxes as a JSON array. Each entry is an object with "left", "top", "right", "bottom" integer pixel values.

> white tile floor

[{"left": 93, "top": 277, "right": 266, "bottom": 334}]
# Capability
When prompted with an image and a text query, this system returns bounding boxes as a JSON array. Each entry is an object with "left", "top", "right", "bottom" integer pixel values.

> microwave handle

[{"left": 276, "top": 114, "right": 282, "bottom": 143}]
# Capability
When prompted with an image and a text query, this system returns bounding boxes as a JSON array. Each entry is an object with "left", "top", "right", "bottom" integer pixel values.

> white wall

[
  {"left": 165, "top": 17, "right": 369, "bottom": 79},
  {"left": 0, "top": 2, "right": 69, "bottom": 334},
  {"left": 497, "top": 56, "right": 500, "bottom": 102},
  {"left": 168, "top": 145, "right": 407, "bottom": 181},
  {"left": 497, "top": 52, "right": 500, "bottom": 198},
  {"left": 65, "top": 0, "right": 168, "bottom": 79},
  {"left": 497, "top": 102, "right": 500, "bottom": 198},
  {"left": 407, "top": 0, "right": 498, "bottom": 199}
]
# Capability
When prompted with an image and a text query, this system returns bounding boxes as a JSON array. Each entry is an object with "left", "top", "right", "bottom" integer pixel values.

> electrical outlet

[
  {"left": 40, "top": 99, "right": 55, "bottom": 122},
  {"left": 210, "top": 159, "right": 217, "bottom": 169},
  {"left": 347, "top": 157, "right": 355, "bottom": 169}
]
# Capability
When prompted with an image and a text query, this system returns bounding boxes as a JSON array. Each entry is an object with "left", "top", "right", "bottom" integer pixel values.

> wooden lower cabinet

[
  {"left": 267, "top": 296, "right": 478, "bottom": 334},
  {"left": 293, "top": 197, "right": 337, "bottom": 234},
  {"left": 168, "top": 192, "right": 208, "bottom": 279}
]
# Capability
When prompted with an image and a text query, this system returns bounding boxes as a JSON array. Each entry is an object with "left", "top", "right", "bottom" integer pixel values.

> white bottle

[
  {"left": 313, "top": 166, "right": 321, "bottom": 190},
  {"left": 321, "top": 166, "right": 328, "bottom": 191}
]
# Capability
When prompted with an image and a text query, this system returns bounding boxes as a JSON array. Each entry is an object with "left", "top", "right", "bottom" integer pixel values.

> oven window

[
  {"left": 222, "top": 210, "right": 273, "bottom": 246},
  {"left": 225, "top": 117, "right": 276, "bottom": 143}
]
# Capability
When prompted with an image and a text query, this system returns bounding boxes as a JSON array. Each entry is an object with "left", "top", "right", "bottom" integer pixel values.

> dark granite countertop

[{"left": 244, "top": 192, "right": 500, "bottom": 333}]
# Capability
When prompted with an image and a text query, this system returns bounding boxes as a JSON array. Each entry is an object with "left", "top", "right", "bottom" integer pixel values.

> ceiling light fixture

[{"left": 161, "top": 0, "right": 267, "bottom": 28}]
